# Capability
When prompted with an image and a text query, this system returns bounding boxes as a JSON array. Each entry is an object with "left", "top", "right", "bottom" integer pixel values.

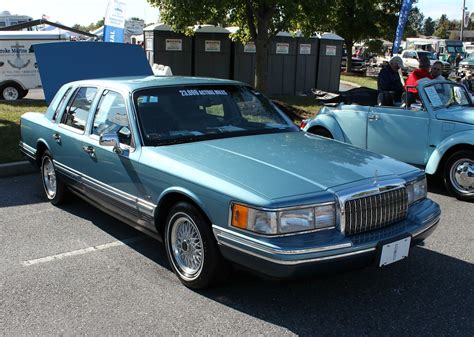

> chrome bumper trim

[
  {"left": 412, "top": 214, "right": 440, "bottom": 238},
  {"left": 213, "top": 225, "right": 351, "bottom": 256}
]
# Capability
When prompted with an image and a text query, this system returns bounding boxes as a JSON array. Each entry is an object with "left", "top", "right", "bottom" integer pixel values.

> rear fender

[
  {"left": 304, "top": 112, "right": 345, "bottom": 142},
  {"left": 425, "top": 130, "right": 474, "bottom": 174}
]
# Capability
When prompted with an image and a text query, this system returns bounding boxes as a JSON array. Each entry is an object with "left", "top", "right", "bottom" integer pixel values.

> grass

[
  {"left": 340, "top": 74, "right": 378, "bottom": 89},
  {"left": 0, "top": 100, "right": 47, "bottom": 164},
  {"left": 0, "top": 96, "right": 319, "bottom": 164}
]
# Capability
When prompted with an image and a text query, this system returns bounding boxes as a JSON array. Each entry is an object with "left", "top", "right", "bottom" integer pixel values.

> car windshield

[
  {"left": 417, "top": 51, "right": 436, "bottom": 60},
  {"left": 423, "top": 83, "right": 472, "bottom": 109},
  {"left": 456, "top": 46, "right": 464, "bottom": 53},
  {"left": 133, "top": 85, "right": 297, "bottom": 146}
]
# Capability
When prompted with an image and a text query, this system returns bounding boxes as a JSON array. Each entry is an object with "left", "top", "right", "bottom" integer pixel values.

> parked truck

[{"left": 0, "top": 31, "right": 67, "bottom": 100}]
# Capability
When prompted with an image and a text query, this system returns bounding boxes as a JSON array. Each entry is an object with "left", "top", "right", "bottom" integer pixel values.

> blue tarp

[{"left": 34, "top": 42, "right": 153, "bottom": 103}]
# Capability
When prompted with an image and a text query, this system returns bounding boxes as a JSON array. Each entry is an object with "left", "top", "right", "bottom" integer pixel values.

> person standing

[
  {"left": 455, "top": 53, "right": 462, "bottom": 69},
  {"left": 430, "top": 61, "right": 445, "bottom": 80},
  {"left": 405, "top": 56, "right": 433, "bottom": 97},
  {"left": 377, "top": 56, "right": 404, "bottom": 100},
  {"left": 462, "top": 71, "right": 473, "bottom": 93}
]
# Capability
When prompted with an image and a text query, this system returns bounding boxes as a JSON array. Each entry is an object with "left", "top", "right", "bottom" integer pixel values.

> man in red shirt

[{"left": 405, "top": 56, "right": 433, "bottom": 97}]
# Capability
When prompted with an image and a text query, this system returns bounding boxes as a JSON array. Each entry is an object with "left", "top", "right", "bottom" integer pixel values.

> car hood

[
  {"left": 143, "top": 132, "right": 417, "bottom": 200},
  {"left": 436, "top": 107, "right": 474, "bottom": 125},
  {"left": 460, "top": 59, "right": 474, "bottom": 65}
]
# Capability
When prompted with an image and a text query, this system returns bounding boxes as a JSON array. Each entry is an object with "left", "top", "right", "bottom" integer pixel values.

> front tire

[
  {"left": 443, "top": 150, "right": 474, "bottom": 202},
  {"left": 41, "top": 151, "right": 68, "bottom": 205},
  {"left": 164, "top": 202, "right": 227, "bottom": 289}
]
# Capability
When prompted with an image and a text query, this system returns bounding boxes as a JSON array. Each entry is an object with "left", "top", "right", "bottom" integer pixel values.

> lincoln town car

[{"left": 20, "top": 76, "right": 441, "bottom": 288}]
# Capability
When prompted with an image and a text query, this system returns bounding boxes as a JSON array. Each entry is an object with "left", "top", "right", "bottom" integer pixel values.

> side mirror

[{"left": 99, "top": 133, "right": 123, "bottom": 155}]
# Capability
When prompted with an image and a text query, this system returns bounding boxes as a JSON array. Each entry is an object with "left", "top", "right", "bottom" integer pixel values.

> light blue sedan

[
  {"left": 303, "top": 80, "right": 474, "bottom": 202},
  {"left": 20, "top": 76, "right": 440, "bottom": 288}
]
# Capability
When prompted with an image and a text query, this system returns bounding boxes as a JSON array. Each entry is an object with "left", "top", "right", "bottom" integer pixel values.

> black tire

[
  {"left": 309, "top": 127, "right": 333, "bottom": 139},
  {"left": 40, "top": 150, "right": 68, "bottom": 205},
  {"left": 0, "top": 82, "right": 23, "bottom": 101},
  {"left": 164, "top": 202, "right": 228, "bottom": 289},
  {"left": 443, "top": 150, "right": 474, "bottom": 202},
  {"left": 19, "top": 89, "right": 29, "bottom": 99}
]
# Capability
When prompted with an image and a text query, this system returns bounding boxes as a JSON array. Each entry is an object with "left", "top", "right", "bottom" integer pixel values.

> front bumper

[{"left": 213, "top": 198, "right": 440, "bottom": 278}]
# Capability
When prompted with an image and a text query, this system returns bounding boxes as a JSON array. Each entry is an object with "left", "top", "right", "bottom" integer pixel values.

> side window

[
  {"left": 60, "top": 87, "right": 97, "bottom": 132},
  {"left": 52, "top": 87, "right": 72, "bottom": 121},
  {"left": 92, "top": 90, "right": 132, "bottom": 147},
  {"left": 402, "top": 51, "right": 408, "bottom": 58}
]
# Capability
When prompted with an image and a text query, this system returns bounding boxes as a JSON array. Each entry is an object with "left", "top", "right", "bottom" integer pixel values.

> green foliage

[
  {"left": 364, "top": 39, "right": 384, "bottom": 55},
  {"left": 423, "top": 17, "right": 435, "bottom": 36},
  {"left": 434, "top": 14, "right": 450, "bottom": 39},
  {"left": 72, "top": 18, "right": 105, "bottom": 33},
  {"left": 404, "top": 7, "right": 424, "bottom": 38}
]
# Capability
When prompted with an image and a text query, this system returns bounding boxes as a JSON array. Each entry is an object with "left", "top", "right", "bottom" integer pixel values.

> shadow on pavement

[{"left": 59, "top": 195, "right": 473, "bottom": 336}]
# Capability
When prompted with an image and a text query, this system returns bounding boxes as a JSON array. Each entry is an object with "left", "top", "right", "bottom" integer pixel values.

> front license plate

[{"left": 379, "top": 237, "right": 411, "bottom": 267}]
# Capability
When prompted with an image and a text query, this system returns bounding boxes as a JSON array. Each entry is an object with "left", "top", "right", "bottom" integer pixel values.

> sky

[
  {"left": 0, "top": 0, "right": 468, "bottom": 27},
  {"left": 2, "top": 0, "right": 160, "bottom": 26}
]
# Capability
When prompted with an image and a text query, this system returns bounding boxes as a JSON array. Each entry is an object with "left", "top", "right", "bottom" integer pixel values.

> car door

[
  {"left": 367, "top": 106, "right": 430, "bottom": 165},
  {"left": 79, "top": 89, "right": 149, "bottom": 228},
  {"left": 52, "top": 86, "right": 99, "bottom": 191}
]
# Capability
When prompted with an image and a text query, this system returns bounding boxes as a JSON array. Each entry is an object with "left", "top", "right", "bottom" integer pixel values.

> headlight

[
  {"left": 407, "top": 176, "right": 427, "bottom": 205},
  {"left": 231, "top": 203, "right": 336, "bottom": 235}
]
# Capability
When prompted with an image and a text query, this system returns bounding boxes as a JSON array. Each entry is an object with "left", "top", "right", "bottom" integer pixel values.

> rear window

[{"left": 133, "top": 85, "right": 296, "bottom": 146}]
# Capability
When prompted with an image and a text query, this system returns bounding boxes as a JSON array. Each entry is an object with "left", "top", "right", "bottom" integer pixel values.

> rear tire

[
  {"left": 443, "top": 150, "right": 474, "bottom": 202},
  {"left": 164, "top": 202, "right": 228, "bottom": 289},
  {"left": 1, "top": 83, "right": 23, "bottom": 101},
  {"left": 41, "top": 150, "right": 68, "bottom": 205}
]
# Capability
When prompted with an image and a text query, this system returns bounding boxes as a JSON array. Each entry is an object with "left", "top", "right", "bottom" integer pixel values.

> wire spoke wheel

[
  {"left": 170, "top": 213, "right": 204, "bottom": 280},
  {"left": 42, "top": 156, "right": 57, "bottom": 199}
]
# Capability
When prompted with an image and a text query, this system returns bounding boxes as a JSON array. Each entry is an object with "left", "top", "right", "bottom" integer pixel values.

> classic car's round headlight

[{"left": 231, "top": 203, "right": 336, "bottom": 235}]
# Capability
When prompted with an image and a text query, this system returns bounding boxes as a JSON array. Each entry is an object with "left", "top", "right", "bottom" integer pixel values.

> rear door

[{"left": 367, "top": 106, "right": 430, "bottom": 165}]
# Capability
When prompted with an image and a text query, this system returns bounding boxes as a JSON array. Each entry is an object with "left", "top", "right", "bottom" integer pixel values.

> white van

[{"left": 0, "top": 31, "right": 68, "bottom": 100}]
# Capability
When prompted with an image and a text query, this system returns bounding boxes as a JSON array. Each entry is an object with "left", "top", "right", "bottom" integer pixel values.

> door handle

[
  {"left": 82, "top": 145, "right": 96, "bottom": 158},
  {"left": 368, "top": 114, "right": 380, "bottom": 121},
  {"left": 52, "top": 133, "right": 61, "bottom": 143}
]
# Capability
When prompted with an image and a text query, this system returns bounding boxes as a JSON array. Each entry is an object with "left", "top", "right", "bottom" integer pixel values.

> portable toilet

[
  {"left": 316, "top": 33, "right": 344, "bottom": 92},
  {"left": 227, "top": 26, "right": 256, "bottom": 86},
  {"left": 143, "top": 23, "right": 193, "bottom": 76},
  {"left": 266, "top": 32, "right": 297, "bottom": 95},
  {"left": 295, "top": 35, "right": 319, "bottom": 94},
  {"left": 193, "top": 25, "right": 231, "bottom": 79}
]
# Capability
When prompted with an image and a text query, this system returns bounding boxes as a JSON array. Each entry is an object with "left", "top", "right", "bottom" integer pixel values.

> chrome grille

[{"left": 344, "top": 187, "right": 408, "bottom": 235}]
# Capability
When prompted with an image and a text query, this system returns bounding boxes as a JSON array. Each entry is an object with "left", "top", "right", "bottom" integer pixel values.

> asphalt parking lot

[{"left": 0, "top": 173, "right": 473, "bottom": 335}]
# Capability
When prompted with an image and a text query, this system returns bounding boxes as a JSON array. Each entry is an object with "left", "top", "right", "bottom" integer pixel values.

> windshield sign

[
  {"left": 424, "top": 83, "right": 472, "bottom": 109},
  {"left": 133, "top": 85, "right": 297, "bottom": 146}
]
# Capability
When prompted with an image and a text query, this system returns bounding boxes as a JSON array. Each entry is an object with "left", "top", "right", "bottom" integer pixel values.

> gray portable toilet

[
  {"left": 193, "top": 25, "right": 231, "bottom": 79},
  {"left": 228, "top": 26, "right": 257, "bottom": 86},
  {"left": 266, "top": 32, "right": 297, "bottom": 96},
  {"left": 316, "top": 33, "right": 344, "bottom": 92},
  {"left": 295, "top": 35, "right": 319, "bottom": 94},
  {"left": 143, "top": 23, "right": 193, "bottom": 76}
]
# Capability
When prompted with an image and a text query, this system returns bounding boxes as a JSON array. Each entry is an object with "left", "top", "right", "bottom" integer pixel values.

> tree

[
  {"left": 434, "top": 14, "right": 450, "bottom": 38},
  {"left": 423, "top": 17, "right": 435, "bottom": 36},
  {"left": 299, "top": 0, "right": 402, "bottom": 73},
  {"left": 147, "top": 0, "right": 328, "bottom": 93},
  {"left": 404, "top": 7, "right": 424, "bottom": 38}
]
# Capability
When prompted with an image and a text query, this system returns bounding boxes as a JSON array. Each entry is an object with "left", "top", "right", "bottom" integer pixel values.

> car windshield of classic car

[
  {"left": 423, "top": 82, "right": 473, "bottom": 109},
  {"left": 133, "top": 85, "right": 297, "bottom": 145}
]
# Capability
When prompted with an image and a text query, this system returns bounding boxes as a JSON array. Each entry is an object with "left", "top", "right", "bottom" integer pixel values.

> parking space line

[{"left": 22, "top": 237, "right": 143, "bottom": 266}]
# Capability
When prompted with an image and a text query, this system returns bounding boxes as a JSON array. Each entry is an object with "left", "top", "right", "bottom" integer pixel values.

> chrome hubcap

[
  {"left": 450, "top": 158, "right": 474, "bottom": 194},
  {"left": 170, "top": 214, "right": 203, "bottom": 280},
  {"left": 42, "top": 158, "right": 57, "bottom": 198},
  {"left": 3, "top": 86, "right": 19, "bottom": 101}
]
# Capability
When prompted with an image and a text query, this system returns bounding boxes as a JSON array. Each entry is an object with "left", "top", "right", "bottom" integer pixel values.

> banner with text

[
  {"left": 104, "top": 0, "right": 126, "bottom": 43},
  {"left": 392, "top": 0, "right": 413, "bottom": 55}
]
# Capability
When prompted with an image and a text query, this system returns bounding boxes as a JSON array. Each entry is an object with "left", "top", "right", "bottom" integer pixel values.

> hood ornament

[{"left": 373, "top": 169, "right": 379, "bottom": 186}]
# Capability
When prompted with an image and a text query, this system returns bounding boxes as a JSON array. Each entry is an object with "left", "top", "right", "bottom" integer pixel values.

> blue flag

[
  {"left": 392, "top": 0, "right": 414, "bottom": 55},
  {"left": 104, "top": 0, "right": 126, "bottom": 43}
]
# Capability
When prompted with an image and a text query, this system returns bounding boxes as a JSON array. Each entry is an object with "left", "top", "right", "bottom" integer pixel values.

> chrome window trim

[
  {"left": 227, "top": 200, "right": 337, "bottom": 238},
  {"left": 334, "top": 178, "right": 406, "bottom": 234},
  {"left": 58, "top": 123, "right": 86, "bottom": 135}
]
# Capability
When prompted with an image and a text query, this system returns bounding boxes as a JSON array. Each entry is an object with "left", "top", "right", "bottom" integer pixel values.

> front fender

[
  {"left": 303, "top": 112, "right": 345, "bottom": 142},
  {"left": 425, "top": 130, "right": 474, "bottom": 174}
]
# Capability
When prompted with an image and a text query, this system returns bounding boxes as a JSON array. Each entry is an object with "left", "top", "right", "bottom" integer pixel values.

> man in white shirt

[{"left": 430, "top": 61, "right": 445, "bottom": 80}]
